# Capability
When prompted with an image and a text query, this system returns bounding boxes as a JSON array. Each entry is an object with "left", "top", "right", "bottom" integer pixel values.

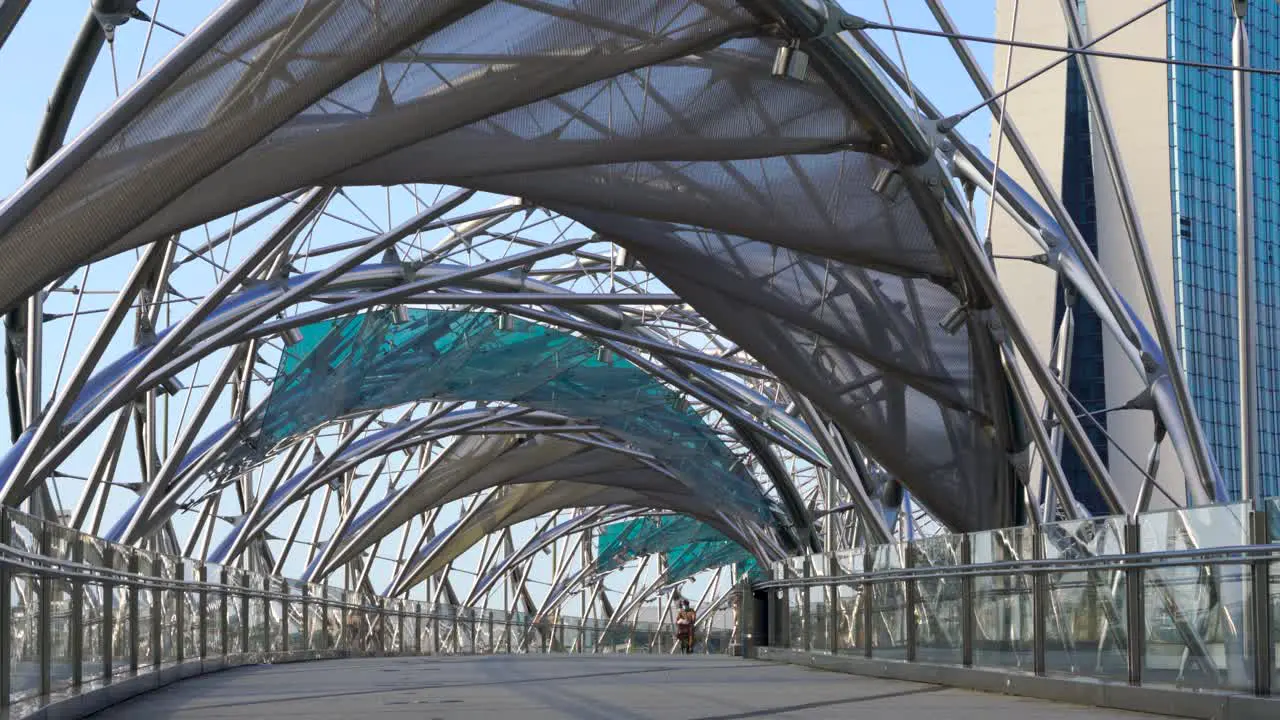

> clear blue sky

[{"left": 0, "top": 1, "right": 998, "bottom": 536}]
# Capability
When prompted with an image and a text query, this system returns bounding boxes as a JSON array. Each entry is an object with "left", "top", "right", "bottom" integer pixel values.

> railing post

[
  {"left": 281, "top": 581, "right": 290, "bottom": 655},
  {"left": 828, "top": 555, "right": 840, "bottom": 654},
  {"left": 175, "top": 562, "right": 185, "bottom": 662},
  {"left": 415, "top": 607, "right": 422, "bottom": 655},
  {"left": 128, "top": 553, "right": 139, "bottom": 673},
  {"left": 905, "top": 546, "right": 917, "bottom": 662},
  {"left": 198, "top": 566, "right": 208, "bottom": 660},
  {"left": 152, "top": 559, "right": 163, "bottom": 668},
  {"left": 239, "top": 576, "right": 249, "bottom": 657},
  {"left": 961, "top": 534, "right": 974, "bottom": 667},
  {"left": 1124, "top": 522, "right": 1143, "bottom": 686},
  {"left": 1250, "top": 508, "right": 1272, "bottom": 696},
  {"left": 775, "top": 588, "right": 788, "bottom": 649},
  {"left": 1, "top": 509, "right": 12, "bottom": 709},
  {"left": 219, "top": 569, "right": 229, "bottom": 659},
  {"left": 432, "top": 611, "right": 440, "bottom": 654},
  {"left": 300, "top": 584, "right": 310, "bottom": 655},
  {"left": 1032, "top": 530, "right": 1047, "bottom": 676},
  {"left": 317, "top": 591, "right": 326, "bottom": 653},
  {"left": 801, "top": 557, "right": 811, "bottom": 651},
  {"left": 101, "top": 546, "right": 113, "bottom": 682},
  {"left": 862, "top": 552, "right": 873, "bottom": 658},
  {"left": 70, "top": 533, "right": 84, "bottom": 689},
  {"left": 38, "top": 521, "right": 51, "bottom": 698},
  {"left": 261, "top": 576, "right": 270, "bottom": 654}
]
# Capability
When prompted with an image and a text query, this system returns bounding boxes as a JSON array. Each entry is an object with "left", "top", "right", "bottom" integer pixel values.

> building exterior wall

[
  {"left": 990, "top": 0, "right": 1070, "bottom": 506},
  {"left": 1056, "top": 52, "right": 1111, "bottom": 515},
  {"left": 990, "top": 0, "right": 1280, "bottom": 511},
  {"left": 1167, "top": 0, "right": 1280, "bottom": 499},
  {"left": 1079, "top": 1, "right": 1179, "bottom": 511}
]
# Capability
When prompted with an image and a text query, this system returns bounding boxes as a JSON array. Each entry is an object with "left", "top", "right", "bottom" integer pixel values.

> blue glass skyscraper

[
  {"left": 1042, "top": 0, "right": 1280, "bottom": 508},
  {"left": 1169, "top": 0, "right": 1280, "bottom": 500}
]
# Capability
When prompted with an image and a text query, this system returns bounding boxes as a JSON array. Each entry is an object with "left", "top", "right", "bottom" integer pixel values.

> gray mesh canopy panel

[{"left": 0, "top": 0, "right": 1023, "bottom": 532}]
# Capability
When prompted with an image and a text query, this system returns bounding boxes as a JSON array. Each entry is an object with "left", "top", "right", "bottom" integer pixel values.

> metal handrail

[
  {"left": 757, "top": 543, "right": 1280, "bottom": 589},
  {"left": 0, "top": 507, "right": 742, "bottom": 719}
]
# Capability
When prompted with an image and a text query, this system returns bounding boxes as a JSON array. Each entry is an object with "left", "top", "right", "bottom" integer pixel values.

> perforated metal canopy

[{"left": 0, "top": 0, "right": 1035, "bottom": 590}]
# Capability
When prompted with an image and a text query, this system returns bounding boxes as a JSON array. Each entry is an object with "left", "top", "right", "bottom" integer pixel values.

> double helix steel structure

[{"left": 0, "top": 0, "right": 1276, "bottom": 717}]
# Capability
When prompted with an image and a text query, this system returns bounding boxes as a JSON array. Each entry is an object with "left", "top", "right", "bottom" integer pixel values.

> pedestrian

[{"left": 675, "top": 600, "right": 697, "bottom": 654}]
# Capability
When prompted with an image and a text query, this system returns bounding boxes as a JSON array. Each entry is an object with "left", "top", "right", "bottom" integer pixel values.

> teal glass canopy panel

[
  {"left": 665, "top": 538, "right": 756, "bottom": 582},
  {"left": 596, "top": 515, "right": 759, "bottom": 582},
  {"left": 260, "top": 309, "right": 772, "bottom": 520}
]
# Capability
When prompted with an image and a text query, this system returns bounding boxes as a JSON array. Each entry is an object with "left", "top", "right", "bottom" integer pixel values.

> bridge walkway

[{"left": 85, "top": 654, "right": 1174, "bottom": 720}]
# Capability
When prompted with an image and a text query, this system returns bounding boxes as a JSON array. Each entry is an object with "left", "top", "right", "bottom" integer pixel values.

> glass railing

[
  {"left": 762, "top": 500, "right": 1280, "bottom": 698},
  {"left": 0, "top": 508, "right": 738, "bottom": 718}
]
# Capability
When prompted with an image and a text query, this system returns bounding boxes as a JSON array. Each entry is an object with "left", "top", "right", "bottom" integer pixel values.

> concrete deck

[{"left": 84, "top": 654, "right": 1175, "bottom": 719}]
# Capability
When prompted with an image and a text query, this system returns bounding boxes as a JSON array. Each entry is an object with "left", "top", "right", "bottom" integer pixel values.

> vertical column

[
  {"left": 198, "top": 566, "right": 208, "bottom": 660},
  {"left": 1233, "top": 0, "right": 1259, "bottom": 505},
  {"left": 800, "top": 557, "right": 811, "bottom": 652},
  {"left": 774, "top": 588, "right": 787, "bottom": 649},
  {"left": 281, "top": 581, "right": 290, "bottom": 654},
  {"left": 128, "top": 554, "right": 139, "bottom": 673},
  {"left": 414, "top": 608, "right": 422, "bottom": 656},
  {"left": 318, "top": 591, "right": 328, "bottom": 654},
  {"left": 961, "top": 535, "right": 974, "bottom": 667},
  {"left": 70, "top": 535, "right": 84, "bottom": 689},
  {"left": 505, "top": 609, "right": 512, "bottom": 654},
  {"left": 905, "top": 547, "right": 917, "bottom": 662},
  {"left": 1250, "top": 509, "right": 1272, "bottom": 695},
  {"left": 219, "top": 569, "right": 229, "bottom": 660},
  {"left": 101, "top": 546, "right": 113, "bottom": 681},
  {"left": 862, "top": 552, "right": 874, "bottom": 659},
  {"left": 828, "top": 556, "right": 840, "bottom": 654},
  {"left": 151, "top": 558, "right": 162, "bottom": 669},
  {"left": 261, "top": 577, "right": 270, "bottom": 655},
  {"left": 38, "top": 522, "right": 50, "bottom": 698},
  {"left": 1032, "top": 531, "right": 1047, "bottom": 676},
  {"left": 1124, "top": 522, "right": 1144, "bottom": 686},
  {"left": 1, "top": 510, "right": 12, "bottom": 706},
  {"left": 432, "top": 612, "right": 440, "bottom": 654},
  {"left": 303, "top": 586, "right": 313, "bottom": 653},
  {"left": 175, "top": 563, "right": 185, "bottom": 662},
  {"left": 239, "top": 577, "right": 249, "bottom": 658}
]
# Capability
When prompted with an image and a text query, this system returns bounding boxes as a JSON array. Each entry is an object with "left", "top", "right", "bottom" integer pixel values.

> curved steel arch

[
  {"left": 1, "top": 261, "right": 822, "bottom": 546},
  {"left": 0, "top": 0, "right": 1231, "bottom": 619}
]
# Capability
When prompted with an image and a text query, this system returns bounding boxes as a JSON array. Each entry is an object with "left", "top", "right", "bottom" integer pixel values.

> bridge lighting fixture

[
  {"left": 771, "top": 43, "right": 808, "bottom": 82},
  {"left": 871, "top": 167, "right": 905, "bottom": 202},
  {"left": 939, "top": 305, "right": 968, "bottom": 335}
]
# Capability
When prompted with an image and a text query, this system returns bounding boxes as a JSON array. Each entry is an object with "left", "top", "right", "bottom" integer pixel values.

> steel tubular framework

[{"left": 0, "top": 0, "right": 1252, "bottom": 700}]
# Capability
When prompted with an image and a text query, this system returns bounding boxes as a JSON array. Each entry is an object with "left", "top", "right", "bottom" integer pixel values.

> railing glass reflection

[
  {"left": 0, "top": 508, "right": 738, "bottom": 719},
  {"left": 766, "top": 500, "right": 1280, "bottom": 698}
]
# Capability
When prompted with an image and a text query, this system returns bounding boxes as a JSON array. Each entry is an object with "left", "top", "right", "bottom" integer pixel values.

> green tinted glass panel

[
  {"left": 596, "top": 515, "right": 762, "bottom": 582},
  {"left": 258, "top": 309, "right": 772, "bottom": 520}
]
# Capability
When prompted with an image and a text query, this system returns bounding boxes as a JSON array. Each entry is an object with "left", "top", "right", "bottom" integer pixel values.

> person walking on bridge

[{"left": 675, "top": 599, "right": 697, "bottom": 654}]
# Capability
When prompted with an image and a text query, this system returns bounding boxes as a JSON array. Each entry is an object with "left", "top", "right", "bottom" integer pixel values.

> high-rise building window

[{"left": 1169, "top": 0, "right": 1280, "bottom": 500}]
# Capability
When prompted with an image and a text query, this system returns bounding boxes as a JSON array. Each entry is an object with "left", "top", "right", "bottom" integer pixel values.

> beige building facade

[{"left": 990, "top": 1, "right": 1182, "bottom": 512}]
